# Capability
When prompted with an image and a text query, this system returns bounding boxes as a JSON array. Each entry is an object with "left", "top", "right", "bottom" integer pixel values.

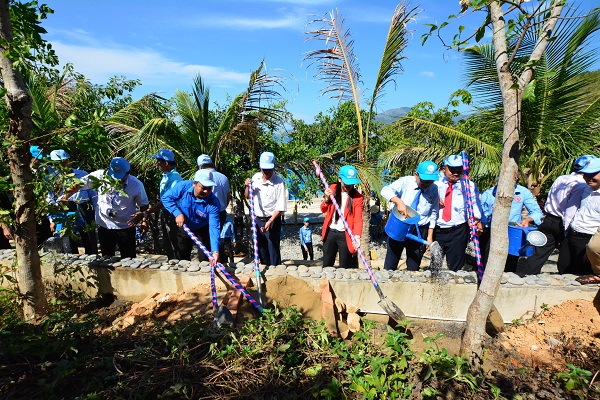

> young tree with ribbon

[{"left": 247, "top": 182, "right": 264, "bottom": 307}]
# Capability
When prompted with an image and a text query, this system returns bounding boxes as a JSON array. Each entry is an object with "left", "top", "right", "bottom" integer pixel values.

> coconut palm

[
  {"left": 382, "top": 6, "right": 600, "bottom": 195},
  {"left": 303, "top": 2, "right": 420, "bottom": 248},
  {"left": 115, "top": 60, "right": 287, "bottom": 182}
]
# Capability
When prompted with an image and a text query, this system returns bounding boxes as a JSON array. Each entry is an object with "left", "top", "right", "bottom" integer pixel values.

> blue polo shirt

[
  {"left": 162, "top": 180, "right": 221, "bottom": 252},
  {"left": 159, "top": 169, "right": 183, "bottom": 197},
  {"left": 299, "top": 225, "right": 313, "bottom": 245},
  {"left": 481, "top": 184, "right": 543, "bottom": 228}
]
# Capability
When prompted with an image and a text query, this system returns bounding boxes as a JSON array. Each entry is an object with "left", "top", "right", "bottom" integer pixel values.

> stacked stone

[{"left": 0, "top": 249, "right": 592, "bottom": 288}]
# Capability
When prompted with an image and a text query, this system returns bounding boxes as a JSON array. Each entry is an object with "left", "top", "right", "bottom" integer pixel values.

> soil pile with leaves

[{"left": 1, "top": 279, "right": 599, "bottom": 399}]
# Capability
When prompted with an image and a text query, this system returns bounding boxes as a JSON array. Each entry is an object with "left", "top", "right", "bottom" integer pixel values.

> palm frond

[
  {"left": 304, "top": 9, "right": 364, "bottom": 147},
  {"left": 367, "top": 2, "right": 419, "bottom": 136}
]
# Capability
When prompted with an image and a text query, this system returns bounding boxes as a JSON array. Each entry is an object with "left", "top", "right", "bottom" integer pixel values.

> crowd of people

[{"left": 1, "top": 147, "right": 599, "bottom": 284}]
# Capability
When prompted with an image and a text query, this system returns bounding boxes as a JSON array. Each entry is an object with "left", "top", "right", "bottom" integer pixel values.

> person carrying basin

[
  {"left": 434, "top": 154, "right": 483, "bottom": 272},
  {"left": 381, "top": 160, "right": 440, "bottom": 271},
  {"left": 480, "top": 171, "right": 543, "bottom": 273},
  {"left": 320, "top": 165, "right": 364, "bottom": 268}
]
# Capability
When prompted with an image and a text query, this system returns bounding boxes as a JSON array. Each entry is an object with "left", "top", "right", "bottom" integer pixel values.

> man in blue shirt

[
  {"left": 220, "top": 219, "right": 236, "bottom": 266},
  {"left": 47, "top": 149, "right": 98, "bottom": 254},
  {"left": 162, "top": 169, "right": 221, "bottom": 262},
  {"left": 146, "top": 149, "right": 183, "bottom": 259},
  {"left": 381, "top": 160, "right": 440, "bottom": 271},
  {"left": 299, "top": 217, "right": 314, "bottom": 261},
  {"left": 480, "top": 172, "right": 543, "bottom": 272}
]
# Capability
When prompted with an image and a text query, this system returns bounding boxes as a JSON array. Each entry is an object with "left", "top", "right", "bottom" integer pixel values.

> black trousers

[
  {"left": 78, "top": 202, "right": 98, "bottom": 255},
  {"left": 557, "top": 228, "right": 593, "bottom": 275},
  {"left": 222, "top": 237, "right": 235, "bottom": 265},
  {"left": 255, "top": 216, "right": 282, "bottom": 266},
  {"left": 178, "top": 224, "right": 211, "bottom": 262},
  {"left": 234, "top": 216, "right": 244, "bottom": 238},
  {"left": 159, "top": 209, "right": 179, "bottom": 260},
  {"left": 480, "top": 228, "right": 519, "bottom": 273},
  {"left": 434, "top": 223, "right": 469, "bottom": 272},
  {"left": 519, "top": 213, "right": 563, "bottom": 275},
  {"left": 301, "top": 242, "right": 314, "bottom": 261},
  {"left": 384, "top": 225, "right": 429, "bottom": 271},
  {"left": 37, "top": 217, "right": 52, "bottom": 248},
  {"left": 323, "top": 229, "right": 357, "bottom": 268},
  {"left": 97, "top": 226, "right": 136, "bottom": 258}
]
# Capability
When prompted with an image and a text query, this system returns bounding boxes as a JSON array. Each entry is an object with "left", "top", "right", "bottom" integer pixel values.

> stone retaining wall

[{"left": 1, "top": 249, "right": 597, "bottom": 323}]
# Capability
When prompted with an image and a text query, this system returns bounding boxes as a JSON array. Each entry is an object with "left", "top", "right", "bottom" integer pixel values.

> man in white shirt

[
  {"left": 64, "top": 157, "right": 149, "bottom": 259},
  {"left": 434, "top": 155, "right": 482, "bottom": 272},
  {"left": 522, "top": 155, "right": 595, "bottom": 275},
  {"left": 244, "top": 152, "right": 287, "bottom": 266},
  {"left": 557, "top": 158, "right": 600, "bottom": 275},
  {"left": 381, "top": 160, "right": 440, "bottom": 271}
]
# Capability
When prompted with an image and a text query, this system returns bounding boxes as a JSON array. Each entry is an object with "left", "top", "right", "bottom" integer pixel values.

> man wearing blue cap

[
  {"left": 47, "top": 149, "right": 98, "bottom": 254},
  {"left": 145, "top": 149, "right": 182, "bottom": 259},
  {"left": 63, "top": 157, "right": 149, "bottom": 258},
  {"left": 434, "top": 155, "right": 482, "bottom": 271},
  {"left": 556, "top": 158, "right": 600, "bottom": 275},
  {"left": 480, "top": 171, "right": 543, "bottom": 272},
  {"left": 521, "top": 155, "right": 596, "bottom": 275},
  {"left": 244, "top": 151, "right": 287, "bottom": 265},
  {"left": 299, "top": 217, "right": 314, "bottom": 261},
  {"left": 162, "top": 169, "right": 221, "bottom": 262},
  {"left": 381, "top": 160, "right": 440, "bottom": 271},
  {"left": 197, "top": 154, "right": 231, "bottom": 228}
]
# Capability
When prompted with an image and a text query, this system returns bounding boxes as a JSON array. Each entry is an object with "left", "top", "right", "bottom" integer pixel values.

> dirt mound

[
  {"left": 264, "top": 275, "right": 323, "bottom": 321},
  {"left": 499, "top": 297, "right": 600, "bottom": 371}
]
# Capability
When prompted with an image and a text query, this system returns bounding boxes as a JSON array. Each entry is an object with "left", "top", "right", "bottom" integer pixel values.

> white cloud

[
  {"left": 51, "top": 41, "right": 249, "bottom": 88},
  {"left": 420, "top": 71, "right": 435, "bottom": 77}
]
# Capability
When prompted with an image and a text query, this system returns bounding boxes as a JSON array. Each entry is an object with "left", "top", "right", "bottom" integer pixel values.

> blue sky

[{"left": 44, "top": 0, "right": 599, "bottom": 122}]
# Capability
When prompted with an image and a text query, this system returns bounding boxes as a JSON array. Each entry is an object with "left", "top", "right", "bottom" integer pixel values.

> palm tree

[
  {"left": 303, "top": 2, "right": 420, "bottom": 248},
  {"left": 114, "top": 61, "right": 287, "bottom": 184},
  {"left": 382, "top": 6, "right": 600, "bottom": 195}
]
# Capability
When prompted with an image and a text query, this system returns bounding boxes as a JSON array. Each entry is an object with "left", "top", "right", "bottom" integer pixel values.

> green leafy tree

[
  {"left": 421, "top": 0, "right": 596, "bottom": 360},
  {"left": 0, "top": 0, "right": 57, "bottom": 319}
]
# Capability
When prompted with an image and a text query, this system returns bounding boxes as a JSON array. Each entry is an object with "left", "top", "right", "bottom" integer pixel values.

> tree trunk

[
  {"left": 0, "top": 0, "right": 48, "bottom": 320},
  {"left": 460, "top": 0, "right": 563, "bottom": 359}
]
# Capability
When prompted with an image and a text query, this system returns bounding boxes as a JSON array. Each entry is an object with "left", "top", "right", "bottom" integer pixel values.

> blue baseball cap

[
  {"left": 442, "top": 155, "right": 463, "bottom": 167},
  {"left": 338, "top": 165, "right": 360, "bottom": 185},
  {"left": 50, "top": 149, "right": 70, "bottom": 161},
  {"left": 193, "top": 169, "right": 216, "bottom": 187},
  {"left": 303, "top": 217, "right": 310, "bottom": 222},
  {"left": 573, "top": 155, "right": 596, "bottom": 172},
  {"left": 108, "top": 157, "right": 130, "bottom": 180},
  {"left": 151, "top": 149, "right": 175, "bottom": 162},
  {"left": 579, "top": 158, "right": 600, "bottom": 174},
  {"left": 415, "top": 160, "right": 439, "bottom": 181},
  {"left": 197, "top": 154, "right": 212, "bottom": 166},
  {"left": 30, "top": 145, "right": 44, "bottom": 160},
  {"left": 259, "top": 152, "right": 276, "bottom": 169}
]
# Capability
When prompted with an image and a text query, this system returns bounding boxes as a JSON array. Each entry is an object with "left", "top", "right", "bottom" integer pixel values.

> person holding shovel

[
  {"left": 381, "top": 161, "right": 440, "bottom": 271},
  {"left": 320, "top": 165, "right": 364, "bottom": 268}
]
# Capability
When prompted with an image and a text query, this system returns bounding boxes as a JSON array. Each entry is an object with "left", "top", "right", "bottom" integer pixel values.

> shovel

[
  {"left": 405, "top": 233, "right": 444, "bottom": 274},
  {"left": 313, "top": 161, "right": 406, "bottom": 323}
]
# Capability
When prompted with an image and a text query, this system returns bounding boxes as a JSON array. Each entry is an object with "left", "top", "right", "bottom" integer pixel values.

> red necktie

[{"left": 442, "top": 181, "right": 453, "bottom": 222}]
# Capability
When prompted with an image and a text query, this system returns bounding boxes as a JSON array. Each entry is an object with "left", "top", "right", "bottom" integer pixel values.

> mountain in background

[{"left": 372, "top": 107, "right": 411, "bottom": 124}]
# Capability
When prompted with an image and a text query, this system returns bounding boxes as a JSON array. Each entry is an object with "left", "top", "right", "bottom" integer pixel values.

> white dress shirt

[
  {"left": 250, "top": 172, "right": 287, "bottom": 218},
  {"left": 381, "top": 175, "right": 439, "bottom": 228},
  {"left": 80, "top": 170, "right": 149, "bottom": 230},
  {"left": 544, "top": 173, "right": 587, "bottom": 231},
  {"left": 569, "top": 187, "right": 600, "bottom": 235},
  {"left": 434, "top": 176, "right": 481, "bottom": 228}
]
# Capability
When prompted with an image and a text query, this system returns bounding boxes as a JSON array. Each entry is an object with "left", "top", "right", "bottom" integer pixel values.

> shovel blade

[{"left": 377, "top": 297, "right": 406, "bottom": 323}]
